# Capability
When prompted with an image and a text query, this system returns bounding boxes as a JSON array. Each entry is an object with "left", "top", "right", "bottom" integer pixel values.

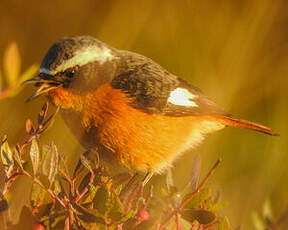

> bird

[{"left": 25, "top": 36, "right": 277, "bottom": 180}]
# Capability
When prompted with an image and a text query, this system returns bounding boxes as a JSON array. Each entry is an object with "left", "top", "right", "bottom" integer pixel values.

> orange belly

[{"left": 48, "top": 84, "right": 224, "bottom": 173}]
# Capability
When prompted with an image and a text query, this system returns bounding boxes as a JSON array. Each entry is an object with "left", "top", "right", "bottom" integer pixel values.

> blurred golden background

[{"left": 0, "top": 0, "right": 287, "bottom": 229}]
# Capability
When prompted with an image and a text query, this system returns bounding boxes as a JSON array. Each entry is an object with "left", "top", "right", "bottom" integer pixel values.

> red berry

[
  {"left": 139, "top": 208, "right": 150, "bottom": 221},
  {"left": 33, "top": 224, "right": 45, "bottom": 230}
]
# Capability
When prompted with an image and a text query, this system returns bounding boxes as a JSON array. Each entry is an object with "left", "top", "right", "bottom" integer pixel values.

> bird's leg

[
  {"left": 73, "top": 150, "right": 91, "bottom": 178},
  {"left": 142, "top": 172, "right": 153, "bottom": 186},
  {"left": 119, "top": 172, "right": 153, "bottom": 207},
  {"left": 119, "top": 172, "right": 140, "bottom": 199}
]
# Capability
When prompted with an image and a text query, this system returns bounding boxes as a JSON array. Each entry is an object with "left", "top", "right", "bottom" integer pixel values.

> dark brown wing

[
  {"left": 111, "top": 51, "right": 229, "bottom": 117},
  {"left": 111, "top": 51, "right": 278, "bottom": 136}
]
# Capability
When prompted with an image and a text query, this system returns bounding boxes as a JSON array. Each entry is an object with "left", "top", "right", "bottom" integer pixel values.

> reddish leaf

[
  {"left": 26, "top": 119, "right": 35, "bottom": 135},
  {"left": 38, "top": 102, "right": 49, "bottom": 125}
]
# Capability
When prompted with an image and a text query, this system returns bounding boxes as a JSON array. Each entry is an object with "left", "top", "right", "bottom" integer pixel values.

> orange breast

[{"left": 47, "top": 84, "right": 224, "bottom": 173}]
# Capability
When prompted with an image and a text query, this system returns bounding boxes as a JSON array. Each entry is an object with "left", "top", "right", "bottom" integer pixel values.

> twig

[
  {"left": 75, "top": 171, "right": 95, "bottom": 203},
  {"left": 175, "top": 213, "right": 182, "bottom": 230},
  {"left": 159, "top": 159, "right": 221, "bottom": 228},
  {"left": 2, "top": 172, "right": 22, "bottom": 195},
  {"left": 204, "top": 221, "right": 218, "bottom": 230},
  {"left": 180, "top": 159, "right": 221, "bottom": 209},
  {"left": 21, "top": 170, "right": 66, "bottom": 208}
]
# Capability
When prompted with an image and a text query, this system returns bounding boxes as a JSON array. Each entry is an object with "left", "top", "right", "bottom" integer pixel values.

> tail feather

[{"left": 210, "top": 116, "right": 279, "bottom": 136}]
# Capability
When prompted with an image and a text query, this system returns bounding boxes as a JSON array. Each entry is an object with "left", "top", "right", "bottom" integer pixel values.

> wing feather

[{"left": 111, "top": 51, "right": 229, "bottom": 117}]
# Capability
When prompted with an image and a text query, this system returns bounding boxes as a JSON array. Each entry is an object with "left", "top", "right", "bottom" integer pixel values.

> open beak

[{"left": 23, "top": 75, "right": 62, "bottom": 102}]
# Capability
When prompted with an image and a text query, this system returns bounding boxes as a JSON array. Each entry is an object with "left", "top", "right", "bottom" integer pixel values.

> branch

[
  {"left": 22, "top": 170, "right": 66, "bottom": 208},
  {"left": 159, "top": 159, "right": 221, "bottom": 229}
]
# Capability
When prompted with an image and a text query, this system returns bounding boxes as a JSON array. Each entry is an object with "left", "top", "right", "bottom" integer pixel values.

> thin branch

[
  {"left": 22, "top": 170, "right": 66, "bottom": 208},
  {"left": 75, "top": 171, "right": 95, "bottom": 203},
  {"left": 159, "top": 159, "right": 221, "bottom": 228},
  {"left": 175, "top": 213, "right": 182, "bottom": 230},
  {"left": 180, "top": 159, "right": 221, "bottom": 209}
]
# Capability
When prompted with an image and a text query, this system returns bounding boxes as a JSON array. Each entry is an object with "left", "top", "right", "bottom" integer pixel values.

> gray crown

[{"left": 40, "top": 36, "right": 108, "bottom": 73}]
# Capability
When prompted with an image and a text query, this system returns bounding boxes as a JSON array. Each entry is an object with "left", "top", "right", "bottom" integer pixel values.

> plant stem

[
  {"left": 160, "top": 159, "right": 221, "bottom": 229},
  {"left": 180, "top": 159, "right": 221, "bottom": 209},
  {"left": 22, "top": 170, "right": 66, "bottom": 208}
]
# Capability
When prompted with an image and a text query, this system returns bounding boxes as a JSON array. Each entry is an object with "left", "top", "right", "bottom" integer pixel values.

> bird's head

[{"left": 25, "top": 36, "right": 119, "bottom": 103}]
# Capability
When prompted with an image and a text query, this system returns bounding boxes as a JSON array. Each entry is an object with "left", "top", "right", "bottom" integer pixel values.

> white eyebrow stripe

[
  {"left": 168, "top": 88, "right": 198, "bottom": 107},
  {"left": 51, "top": 46, "right": 114, "bottom": 74}
]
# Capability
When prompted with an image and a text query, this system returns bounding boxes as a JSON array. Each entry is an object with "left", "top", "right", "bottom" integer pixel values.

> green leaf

[
  {"left": 50, "top": 215, "right": 66, "bottom": 229},
  {"left": 30, "top": 138, "right": 40, "bottom": 175},
  {"left": 120, "top": 210, "right": 134, "bottom": 223},
  {"left": 107, "top": 191, "right": 125, "bottom": 221},
  {"left": 42, "top": 143, "right": 59, "bottom": 184},
  {"left": 209, "top": 201, "right": 227, "bottom": 212},
  {"left": 73, "top": 203, "right": 106, "bottom": 224},
  {"left": 53, "top": 176, "right": 66, "bottom": 197},
  {"left": 184, "top": 188, "right": 212, "bottom": 209},
  {"left": 3, "top": 42, "right": 21, "bottom": 86},
  {"left": 30, "top": 182, "right": 45, "bottom": 208},
  {"left": 82, "top": 184, "right": 98, "bottom": 203},
  {"left": 179, "top": 218, "right": 193, "bottom": 230},
  {"left": 93, "top": 186, "right": 109, "bottom": 215},
  {"left": 0, "top": 138, "right": 13, "bottom": 166},
  {"left": 0, "top": 151, "right": 12, "bottom": 168},
  {"left": 13, "top": 149, "right": 23, "bottom": 170},
  {"left": 217, "top": 216, "right": 232, "bottom": 230},
  {"left": 180, "top": 209, "right": 216, "bottom": 225}
]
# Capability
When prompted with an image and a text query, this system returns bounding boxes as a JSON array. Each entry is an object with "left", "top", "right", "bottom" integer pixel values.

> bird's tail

[{"left": 208, "top": 115, "right": 279, "bottom": 136}]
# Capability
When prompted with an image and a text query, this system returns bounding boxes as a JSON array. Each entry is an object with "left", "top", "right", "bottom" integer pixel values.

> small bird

[{"left": 25, "top": 36, "right": 277, "bottom": 178}]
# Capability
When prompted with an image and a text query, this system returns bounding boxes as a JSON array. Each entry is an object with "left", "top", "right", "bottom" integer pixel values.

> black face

[
  {"left": 42, "top": 66, "right": 79, "bottom": 89},
  {"left": 35, "top": 67, "right": 76, "bottom": 88}
]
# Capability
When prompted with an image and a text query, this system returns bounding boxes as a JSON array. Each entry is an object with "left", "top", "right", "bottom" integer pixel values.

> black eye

[{"left": 66, "top": 69, "right": 75, "bottom": 78}]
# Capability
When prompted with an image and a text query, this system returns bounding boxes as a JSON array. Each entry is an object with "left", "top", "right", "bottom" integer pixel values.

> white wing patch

[{"left": 167, "top": 88, "right": 198, "bottom": 107}]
